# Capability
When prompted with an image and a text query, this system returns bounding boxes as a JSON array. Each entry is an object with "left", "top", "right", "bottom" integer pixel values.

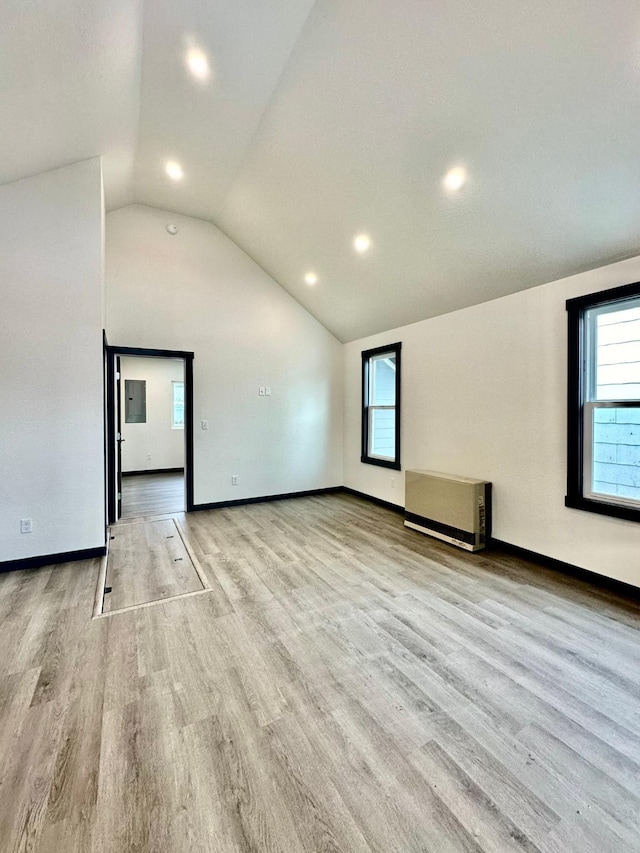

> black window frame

[
  {"left": 566, "top": 280, "right": 640, "bottom": 522},
  {"left": 361, "top": 342, "right": 402, "bottom": 470}
]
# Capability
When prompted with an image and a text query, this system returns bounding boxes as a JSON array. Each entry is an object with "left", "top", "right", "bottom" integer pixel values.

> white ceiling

[
  {"left": 0, "top": 0, "right": 142, "bottom": 210},
  {"left": 4, "top": 0, "right": 640, "bottom": 341}
]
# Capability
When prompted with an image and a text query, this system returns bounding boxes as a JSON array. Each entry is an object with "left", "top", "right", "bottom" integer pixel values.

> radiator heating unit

[{"left": 404, "top": 469, "right": 491, "bottom": 552}]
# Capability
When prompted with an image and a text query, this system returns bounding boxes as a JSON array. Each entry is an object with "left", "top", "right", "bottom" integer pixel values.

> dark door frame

[
  {"left": 105, "top": 343, "right": 195, "bottom": 524},
  {"left": 116, "top": 356, "right": 122, "bottom": 519}
]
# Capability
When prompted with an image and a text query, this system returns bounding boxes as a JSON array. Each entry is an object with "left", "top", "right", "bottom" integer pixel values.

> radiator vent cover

[{"left": 404, "top": 470, "right": 491, "bottom": 552}]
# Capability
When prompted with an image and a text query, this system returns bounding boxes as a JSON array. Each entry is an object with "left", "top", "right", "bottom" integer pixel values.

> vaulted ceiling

[{"left": 3, "top": 0, "right": 640, "bottom": 341}]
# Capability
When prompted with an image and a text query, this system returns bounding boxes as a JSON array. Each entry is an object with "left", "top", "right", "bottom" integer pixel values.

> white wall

[
  {"left": 344, "top": 256, "right": 640, "bottom": 588},
  {"left": 106, "top": 204, "right": 343, "bottom": 504},
  {"left": 0, "top": 159, "right": 105, "bottom": 561},
  {"left": 120, "top": 356, "right": 184, "bottom": 472}
]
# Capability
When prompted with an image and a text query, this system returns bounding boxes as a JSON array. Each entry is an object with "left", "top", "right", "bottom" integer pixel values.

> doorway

[{"left": 106, "top": 346, "right": 194, "bottom": 524}]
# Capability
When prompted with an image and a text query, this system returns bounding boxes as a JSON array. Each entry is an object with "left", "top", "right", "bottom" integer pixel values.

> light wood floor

[
  {"left": 1, "top": 493, "right": 640, "bottom": 852},
  {"left": 121, "top": 471, "right": 184, "bottom": 519}
]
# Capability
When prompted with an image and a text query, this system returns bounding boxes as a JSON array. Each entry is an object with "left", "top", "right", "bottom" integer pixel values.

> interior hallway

[{"left": 120, "top": 471, "right": 184, "bottom": 519}]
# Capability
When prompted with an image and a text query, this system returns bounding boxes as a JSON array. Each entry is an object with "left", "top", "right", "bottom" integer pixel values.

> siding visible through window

[
  {"left": 370, "top": 357, "right": 396, "bottom": 457},
  {"left": 592, "top": 306, "right": 640, "bottom": 500}
]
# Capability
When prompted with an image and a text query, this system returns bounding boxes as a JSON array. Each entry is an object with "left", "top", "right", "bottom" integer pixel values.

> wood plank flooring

[
  {"left": 103, "top": 519, "right": 203, "bottom": 612},
  {"left": 120, "top": 471, "right": 184, "bottom": 518},
  {"left": 1, "top": 492, "right": 640, "bottom": 851}
]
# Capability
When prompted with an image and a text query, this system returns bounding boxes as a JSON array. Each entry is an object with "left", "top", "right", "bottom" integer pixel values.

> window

[
  {"left": 566, "top": 282, "right": 640, "bottom": 521},
  {"left": 172, "top": 381, "right": 185, "bottom": 429},
  {"left": 361, "top": 342, "right": 401, "bottom": 469}
]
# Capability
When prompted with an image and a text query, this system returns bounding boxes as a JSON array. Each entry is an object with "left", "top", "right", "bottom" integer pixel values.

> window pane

[
  {"left": 361, "top": 341, "right": 401, "bottom": 468},
  {"left": 370, "top": 354, "right": 396, "bottom": 405},
  {"left": 592, "top": 406, "right": 640, "bottom": 500},
  {"left": 369, "top": 408, "right": 395, "bottom": 458},
  {"left": 172, "top": 381, "right": 184, "bottom": 428},
  {"left": 592, "top": 299, "right": 640, "bottom": 401}
]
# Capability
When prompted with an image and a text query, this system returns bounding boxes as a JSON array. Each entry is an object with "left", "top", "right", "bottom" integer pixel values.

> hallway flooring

[{"left": 120, "top": 470, "right": 184, "bottom": 519}]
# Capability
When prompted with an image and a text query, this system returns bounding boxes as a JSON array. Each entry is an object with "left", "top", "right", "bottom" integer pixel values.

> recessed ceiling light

[
  {"left": 186, "top": 49, "right": 210, "bottom": 81},
  {"left": 165, "top": 160, "right": 184, "bottom": 181},
  {"left": 304, "top": 272, "right": 318, "bottom": 286},
  {"left": 443, "top": 167, "right": 466, "bottom": 192},
  {"left": 354, "top": 234, "right": 372, "bottom": 254}
]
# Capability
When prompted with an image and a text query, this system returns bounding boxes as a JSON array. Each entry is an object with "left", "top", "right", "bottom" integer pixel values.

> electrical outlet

[
  {"left": 231, "top": 475, "right": 239, "bottom": 486},
  {"left": 265, "top": 387, "right": 271, "bottom": 396},
  {"left": 147, "top": 453, "right": 152, "bottom": 460},
  {"left": 201, "top": 420, "right": 209, "bottom": 430},
  {"left": 20, "top": 518, "right": 32, "bottom": 534}
]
